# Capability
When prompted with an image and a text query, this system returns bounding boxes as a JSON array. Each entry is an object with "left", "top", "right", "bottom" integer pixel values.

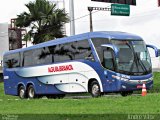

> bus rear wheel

[
  {"left": 28, "top": 85, "right": 36, "bottom": 99},
  {"left": 90, "top": 81, "right": 101, "bottom": 98},
  {"left": 19, "top": 86, "right": 26, "bottom": 99}
]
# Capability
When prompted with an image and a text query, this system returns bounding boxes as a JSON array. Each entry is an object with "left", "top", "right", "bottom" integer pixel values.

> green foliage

[
  {"left": 144, "top": 72, "right": 160, "bottom": 93},
  {"left": 153, "top": 72, "right": 160, "bottom": 92},
  {"left": 16, "top": 0, "right": 69, "bottom": 44}
]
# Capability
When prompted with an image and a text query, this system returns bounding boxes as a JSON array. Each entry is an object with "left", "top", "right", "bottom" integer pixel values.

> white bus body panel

[{"left": 16, "top": 62, "right": 103, "bottom": 93}]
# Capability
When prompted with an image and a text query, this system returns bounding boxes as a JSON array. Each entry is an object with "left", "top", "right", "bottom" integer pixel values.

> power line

[
  {"left": 70, "top": 10, "right": 100, "bottom": 22},
  {"left": 70, "top": 6, "right": 111, "bottom": 22}
]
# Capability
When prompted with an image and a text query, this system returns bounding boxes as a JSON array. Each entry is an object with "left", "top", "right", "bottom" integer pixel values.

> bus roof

[{"left": 4, "top": 31, "right": 143, "bottom": 55}]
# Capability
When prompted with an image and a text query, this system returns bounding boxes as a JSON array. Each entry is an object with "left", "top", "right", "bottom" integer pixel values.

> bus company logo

[{"left": 48, "top": 64, "right": 74, "bottom": 72}]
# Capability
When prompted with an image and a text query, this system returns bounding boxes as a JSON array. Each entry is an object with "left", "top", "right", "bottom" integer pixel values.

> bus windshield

[{"left": 104, "top": 40, "right": 152, "bottom": 75}]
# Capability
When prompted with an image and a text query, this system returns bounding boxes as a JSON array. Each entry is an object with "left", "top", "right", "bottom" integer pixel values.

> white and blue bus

[{"left": 3, "top": 31, "right": 159, "bottom": 98}]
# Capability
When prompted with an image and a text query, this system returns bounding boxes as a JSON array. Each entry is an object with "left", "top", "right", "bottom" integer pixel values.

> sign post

[
  {"left": 111, "top": 4, "right": 130, "bottom": 16},
  {"left": 88, "top": 7, "right": 110, "bottom": 32}
]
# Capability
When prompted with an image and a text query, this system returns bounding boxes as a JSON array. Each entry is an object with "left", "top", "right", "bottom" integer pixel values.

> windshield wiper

[
  {"left": 126, "top": 43, "right": 139, "bottom": 73},
  {"left": 134, "top": 52, "right": 148, "bottom": 74},
  {"left": 126, "top": 42, "right": 149, "bottom": 74}
]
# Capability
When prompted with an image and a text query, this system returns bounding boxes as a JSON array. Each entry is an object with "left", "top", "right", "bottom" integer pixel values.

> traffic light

[{"left": 91, "top": 0, "right": 136, "bottom": 5}]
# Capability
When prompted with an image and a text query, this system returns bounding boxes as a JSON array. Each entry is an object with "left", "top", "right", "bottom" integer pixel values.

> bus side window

[
  {"left": 4, "top": 53, "right": 20, "bottom": 68},
  {"left": 35, "top": 47, "right": 52, "bottom": 65},
  {"left": 91, "top": 38, "right": 110, "bottom": 62},
  {"left": 54, "top": 44, "right": 73, "bottom": 62},
  {"left": 73, "top": 40, "right": 93, "bottom": 60},
  {"left": 23, "top": 50, "right": 34, "bottom": 66},
  {"left": 42, "top": 47, "right": 52, "bottom": 64},
  {"left": 103, "top": 48, "right": 115, "bottom": 71},
  {"left": 48, "top": 45, "right": 56, "bottom": 63},
  {"left": 23, "top": 47, "right": 53, "bottom": 66}
]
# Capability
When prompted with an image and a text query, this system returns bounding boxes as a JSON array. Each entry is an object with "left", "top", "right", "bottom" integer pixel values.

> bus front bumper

[{"left": 118, "top": 79, "right": 153, "bottom": 91}]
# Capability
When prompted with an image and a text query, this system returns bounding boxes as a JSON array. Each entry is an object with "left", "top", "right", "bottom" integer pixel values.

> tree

[{"left": 16, "top": 0, "right": 69, "bottom": 44}]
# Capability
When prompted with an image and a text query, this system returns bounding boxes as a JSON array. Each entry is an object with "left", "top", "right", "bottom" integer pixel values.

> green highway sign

[{"left": 111, "top": 4, "right": 130, "bottom": 16}]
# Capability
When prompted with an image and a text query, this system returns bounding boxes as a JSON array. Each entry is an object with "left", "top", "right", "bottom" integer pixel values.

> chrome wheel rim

[
  {"left": 29, "top": 88, "right": 34, "bottom": 98},
  {"left": 20, "top": 89, "right": 25, "bottom": 98},
  {"left": 92, "top": 84, "right": 99, "bottom": 95}
]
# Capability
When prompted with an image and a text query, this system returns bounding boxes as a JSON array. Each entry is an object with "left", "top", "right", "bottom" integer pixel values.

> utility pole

[
  {"left": 69, "top": 0, "right": 75, "bottom": 36},
  {"left": 88, "top": 7, "right": 111, "bottom": 32},
  {"left": 88, "top": 7, "right": 93, "bottom": 32}
]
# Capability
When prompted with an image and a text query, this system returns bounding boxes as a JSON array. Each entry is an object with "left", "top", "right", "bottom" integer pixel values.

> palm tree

[{"left": 16, "top": 0, "right": 69, "bottom": 44}]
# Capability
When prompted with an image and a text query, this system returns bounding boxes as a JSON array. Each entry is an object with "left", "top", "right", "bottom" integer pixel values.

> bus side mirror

[
  {"left": 101, "top": 44, "right": 119, "bottom": 58},
  {"left": 146, "top": 44, "right": 159, "bottom": 57}
]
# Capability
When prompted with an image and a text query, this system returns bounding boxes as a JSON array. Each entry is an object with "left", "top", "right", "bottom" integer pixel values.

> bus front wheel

[
  {"left": 90, "top": 81, "right": 101, "bottom": 97},
  {"left": 19, "top": 86, "right": 26, "bottom": 99},
  {"left": 28, "top": 85, "right": 36, "bottom": 99}
]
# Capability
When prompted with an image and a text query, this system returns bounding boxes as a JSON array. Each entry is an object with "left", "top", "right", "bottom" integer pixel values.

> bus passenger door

[{"left": 102, "top": 48, "right": 117, "bottom": 92}]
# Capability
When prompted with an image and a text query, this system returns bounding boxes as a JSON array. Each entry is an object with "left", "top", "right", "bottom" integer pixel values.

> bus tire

[
  {"left": 19, "top": 86, "right": 26, "bottom": 99},
  {"left": 90, "top": 81, "right": 101, "bottom": 98},
  {"left": 28, "top": 85, "right": 36, "bottom": 99}
]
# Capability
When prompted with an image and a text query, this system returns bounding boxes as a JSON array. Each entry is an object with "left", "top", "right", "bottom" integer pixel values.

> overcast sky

[
  {"left": 0, "top": 1, "right": 159, "bottom": 42},
  {"left": 0, "top": 0, "right": 160, "bottom": 44}
]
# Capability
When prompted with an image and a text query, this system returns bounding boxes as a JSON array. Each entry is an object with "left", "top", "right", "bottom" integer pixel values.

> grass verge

[{"left": 0, "top": 72, "right": 160, "bottom": 120}]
